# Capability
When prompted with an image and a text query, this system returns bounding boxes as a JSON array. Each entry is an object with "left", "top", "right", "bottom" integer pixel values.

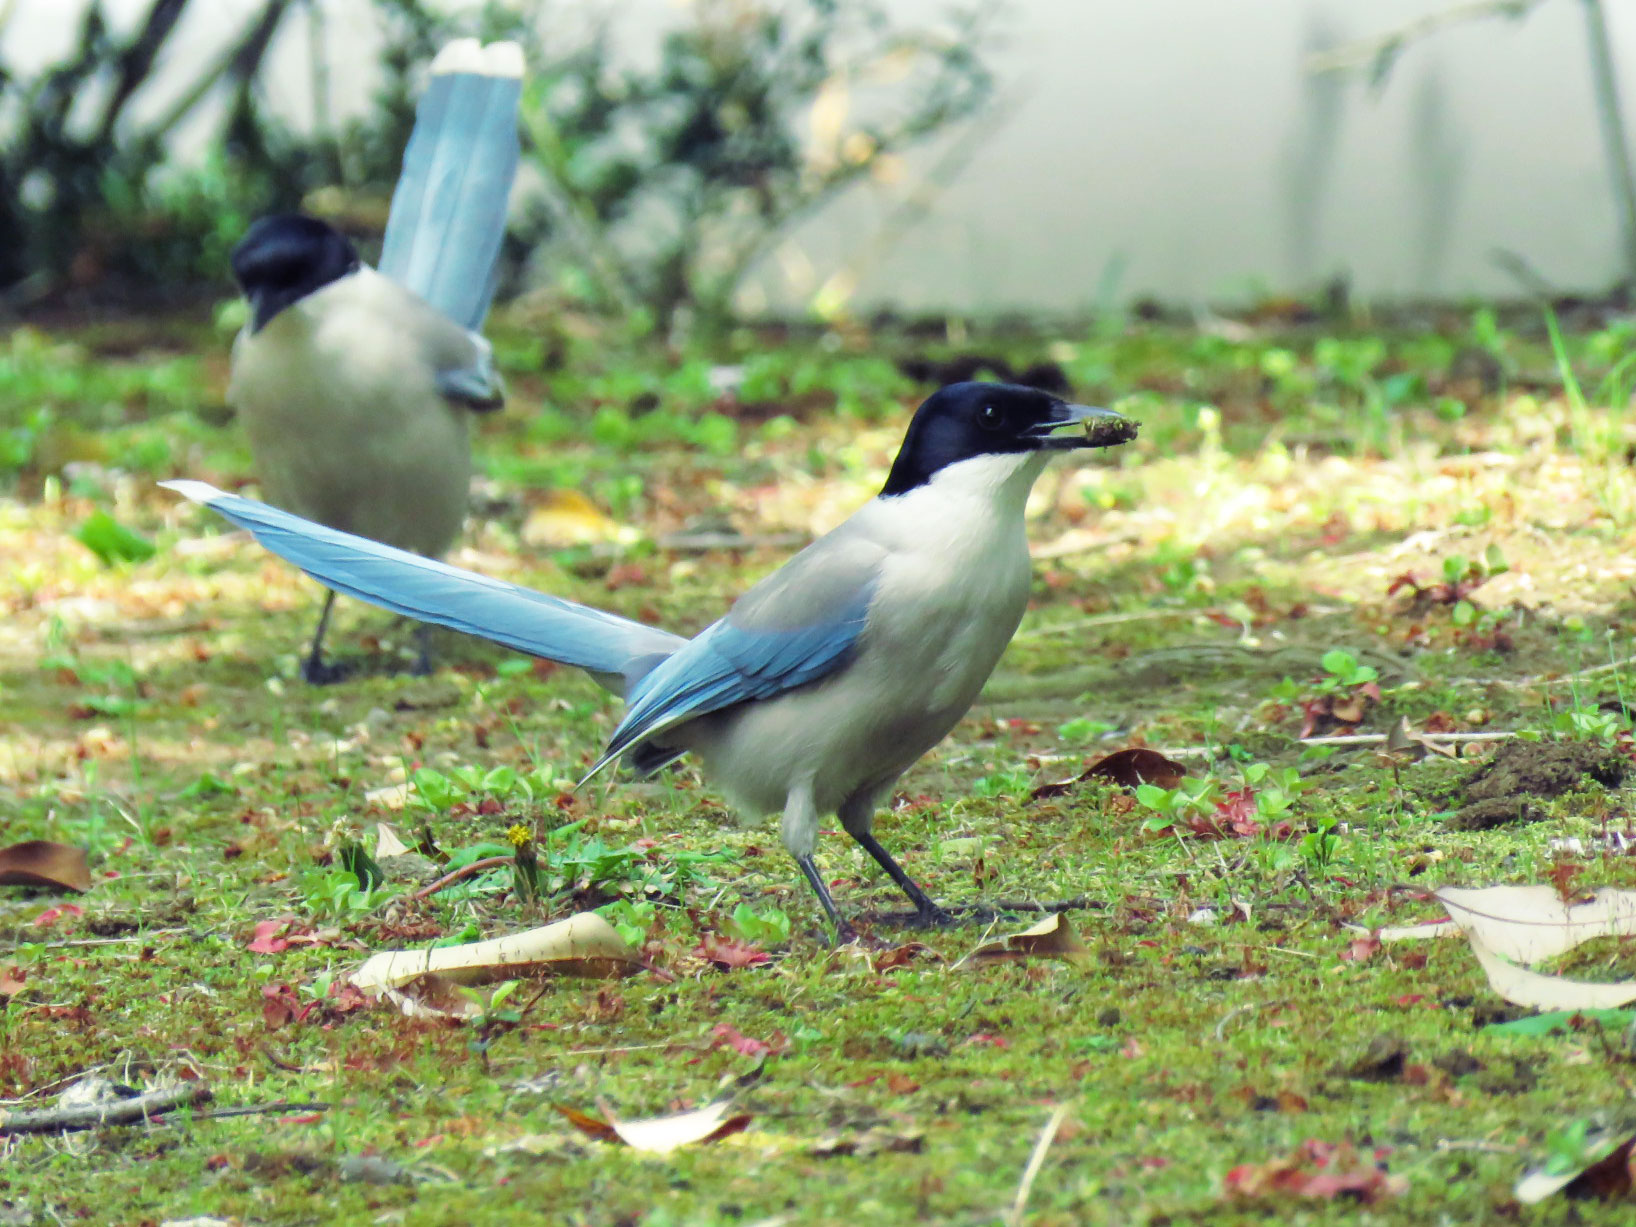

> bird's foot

[
  {"left": 300, "top": 655, "right": 354, "bottom": 686},
  {"left": 829, "top": 923, "right": 901, "bottom": 952},
  {"left": 903, "top": 904, "right": 959, "bottom": 930}
]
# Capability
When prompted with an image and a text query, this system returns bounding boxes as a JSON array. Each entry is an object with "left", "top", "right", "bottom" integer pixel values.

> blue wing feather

[
  {"left": 162, "top": 482, "right": 682, "bottom": 692},
  {"left": 587, "top": 575, "right": 874, "bottom": 777}
]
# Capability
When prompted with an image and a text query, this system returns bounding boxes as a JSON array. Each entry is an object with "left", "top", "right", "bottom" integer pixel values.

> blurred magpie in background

[
  {"left": 167, "top": 382, "right": 1137, "bottom": 941},
  {"left": 226, "top": 39, "right": 523, "bottom": 683}
]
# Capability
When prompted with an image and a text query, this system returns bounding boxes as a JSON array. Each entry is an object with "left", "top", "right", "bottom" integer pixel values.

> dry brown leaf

[
  {"left": 556, "top": 1098, "right": 750, "bottom": 1155},
  {"left": 1466, "top": 933, "right": 1636, "bottom": 1011},
  {"left": 1385, "top": 716, "right": 1457, "bottom": 761},
  {"left": 1436, "top": 884, "right": 1636, "bottom": 965},
  {"left": 349, "top": 913, "right": 640, "bottom": 1018},
  {"left": 0, "top": 841, "right": 91, "bottom": 893},
  {"left": 1030, "top": 746, "right": 1186, "bottom": 801},
  {"left": 953, "top": 913, "right": 1088, "bottom": 969}
]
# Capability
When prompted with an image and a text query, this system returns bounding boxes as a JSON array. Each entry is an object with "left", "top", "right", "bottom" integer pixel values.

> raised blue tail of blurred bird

[{"left": 378, "top": 39, "right": 524, "bottom": 330}]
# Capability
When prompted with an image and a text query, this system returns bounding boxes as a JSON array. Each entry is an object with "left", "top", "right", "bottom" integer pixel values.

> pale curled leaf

[
  {"left": 374, "top": 823, "right": 411, "bottom": 858},
  {"left": 0, "top": 841, "right": 92, "bottom": 893},
  {"left": 1516, "top": 1131, "right": 1636, "bottom": 1205},
  {"left": 349, "top": 913, "right": 639, "bottom": 1019},
  {"left": 1437, "top": 884, "right": 1636, "bottom": 965},
  {"left": 954, "top": 913, "right": 1088, "bottom": 969},
  {"left": 556, "top": 1098, "right": 750, "bottom": 1155},
  {"left": 1468, "top": 934, "right": 1636, "bottom": 1012}
]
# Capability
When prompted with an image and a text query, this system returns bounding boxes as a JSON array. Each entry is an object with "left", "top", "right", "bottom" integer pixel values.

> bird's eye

[{"left": 978, "top": 404, "right": 1004, "bottom": 430}]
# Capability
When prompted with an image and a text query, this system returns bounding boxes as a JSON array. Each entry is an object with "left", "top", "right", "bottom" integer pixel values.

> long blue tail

[
  {"left": 162, "top": 482, "right": 683, "bottom": 694},
  {"left": 379, "top": 39, "right": 523, "bottom": 331}
]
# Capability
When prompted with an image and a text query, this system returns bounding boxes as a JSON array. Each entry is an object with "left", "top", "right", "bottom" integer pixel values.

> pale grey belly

[
  {"left": 244, "top": 396, "right": 472, "bottom": 558},
  {"left": 671, "top": 612, "right": 1018, "bottom": 817}
]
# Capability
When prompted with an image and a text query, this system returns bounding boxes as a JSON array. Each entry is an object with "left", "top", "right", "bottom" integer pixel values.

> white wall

[{"left": 4, "top": 0, "right": 1631, "bottom": 311}]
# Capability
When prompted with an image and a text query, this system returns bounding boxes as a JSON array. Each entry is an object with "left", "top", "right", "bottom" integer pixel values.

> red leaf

[
  {"left": 965, "top": 1032, "right": 1010, "bottom": 1048},
  {"left": 1224, "top": 1139, "right": 1407, "bottom": 1205},
  {"left": 247, "top": 920, "right": 292, "bottom": 954},
  {"left": 32, "top": 903, "right": 84, "bottom": 928},
  {"left": 1339, "top": 934, "right": 1381, "bottom": 963},
  {"left": 709, "top": 1023, "right": 784, "bottom": 1057},
  {"left": 325, "top": 981, "right": 372, "bottom": 1014},
  {"left": 694, "top": 935, "right": 771, "bottom": 970},
  {"left": 261, "top": 983, "right": 308, "bottom": 1030}
]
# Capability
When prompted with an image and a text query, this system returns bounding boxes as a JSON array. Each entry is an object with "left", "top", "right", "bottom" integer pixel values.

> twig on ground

[
  {"left": 411, "top": 856, "right": 513, "bottom": 901},
  {"left": 1006, "top": 1101, "right": 1073, "bottom": 1227},
  {"left": 0, "top": 1084, "right": 212, "bottom": 1135},
  {"left": 190, "top": 1101, "right": 331, "bottom": 1121},
  {"left": 1214, "top": 1003, "right": 1265, "bottom": 1042},
  {"left": 33, "top": 930, "right": 188, "bottom": 950},
  {"left": 1299, "top": 732, "right": 1515, "bottom": 746},
  {"left": 1435, "top": 1138, "right": 1521, "bottom": 1154}
]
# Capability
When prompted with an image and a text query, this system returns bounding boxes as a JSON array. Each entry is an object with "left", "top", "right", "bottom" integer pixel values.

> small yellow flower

[{"left": 506, "top": 823, "right": 532, "bottom": 849}]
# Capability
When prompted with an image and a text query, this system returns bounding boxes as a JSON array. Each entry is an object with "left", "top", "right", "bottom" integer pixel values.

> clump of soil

[
  {"left": 1444, "top": 741, "right": 1628, "bottom": 830},
  {"left": 1448, "top": 797, "right": 1544, "bottom": 831}
]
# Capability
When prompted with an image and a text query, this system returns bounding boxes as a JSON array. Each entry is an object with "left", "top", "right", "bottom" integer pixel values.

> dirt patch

[
  {"left": 1447, "top": 797, "right": 1544, "bottom": 831},
  {"left": 1444, "top": 742, "right": 1628, "bottom": 830}
]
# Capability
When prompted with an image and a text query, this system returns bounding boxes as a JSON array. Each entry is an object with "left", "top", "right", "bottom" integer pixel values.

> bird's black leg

[
  {"left": 410, "top": 622, "right": 436, "bottom": 677},
  {"left": 795, "top": 853, "right": 858, "bottom": 945},
  {"left": 848, "top": 829, "right": 952, "bottom": 926},
  {"left": 300, "top": 589, "right": 350, "bottom": 685}
]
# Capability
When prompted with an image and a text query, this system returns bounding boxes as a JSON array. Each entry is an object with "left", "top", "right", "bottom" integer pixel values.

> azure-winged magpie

[
  {"left": 166, "top": 382, "right": 1137, "bottom": 940},
  {"left": 227, "top": 39, "right": 523, "bottom": 683}
]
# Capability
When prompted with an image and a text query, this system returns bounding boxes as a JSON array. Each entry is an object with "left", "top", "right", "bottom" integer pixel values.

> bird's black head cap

[
  {"left": 231, "top": 214, "right": 360, "bottom": 332},
  {"left": 880, "top": 381, "right": 1134, "bottom": 497}
]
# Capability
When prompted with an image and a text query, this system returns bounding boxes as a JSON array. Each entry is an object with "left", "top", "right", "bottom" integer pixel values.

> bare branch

[{"left": 1307, "top": 0, "right": 1545, "bottom": 84}]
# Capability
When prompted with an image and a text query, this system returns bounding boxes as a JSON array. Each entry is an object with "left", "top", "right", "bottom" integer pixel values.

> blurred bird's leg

[
  {"left": 300, "top": 589, "right": 349, "bottom": 685},
  {"left": 839, "top": 794, "right": 952, "bottom": 926},
  {"left": 410, "top": 622, "right": 437, "bottom": 676},
  {"left": 784, "top": 783, "right": 857, "bottom": 944}
]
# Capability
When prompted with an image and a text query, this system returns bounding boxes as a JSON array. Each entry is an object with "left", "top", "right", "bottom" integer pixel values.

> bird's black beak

[
  {"left": 1027, "top": 402, "right": 1139, "bottom": 451},
  {"left": 243, "top": 289, "right": 269, "bottom": 334}
]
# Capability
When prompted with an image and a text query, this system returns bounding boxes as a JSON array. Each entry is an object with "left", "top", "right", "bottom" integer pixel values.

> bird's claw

[{"left": 300, "top": 656, "right": 353, "bottom": 686}]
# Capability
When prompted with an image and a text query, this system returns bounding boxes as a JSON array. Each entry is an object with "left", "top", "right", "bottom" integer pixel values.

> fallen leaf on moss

[
  {"left": 1516, "top": 1127, "right": 1636, "bottom": 1204},
  {"left": 523, "top": 490, "right": 635, "bottom": 547},
  {"left": 1223, "top": 1139, "right": 1406, "bottom": 1205},
  {"left": 954, "top": 913, "right": 1088, "bottom": 969},
  {"left": 555, "top": 1098, "right": 750, "bottom": 1155},
  {"left": 1438, "top": 884, "right": 1636, "bottom": 964},
  {"left": 1030, "top": 746, "right": 1186, "bottom": 801},
  {"left": 1467, "top": 934, "right": 1636, "bottom": 1012}
]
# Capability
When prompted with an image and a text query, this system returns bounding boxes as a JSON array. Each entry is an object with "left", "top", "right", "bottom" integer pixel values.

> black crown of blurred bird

[
  {"left": 226, "top": 38, "right": 524, "bottom": 683},
  {"left": 167, "top": 381, "right": 1137, "bottom": 941}
]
